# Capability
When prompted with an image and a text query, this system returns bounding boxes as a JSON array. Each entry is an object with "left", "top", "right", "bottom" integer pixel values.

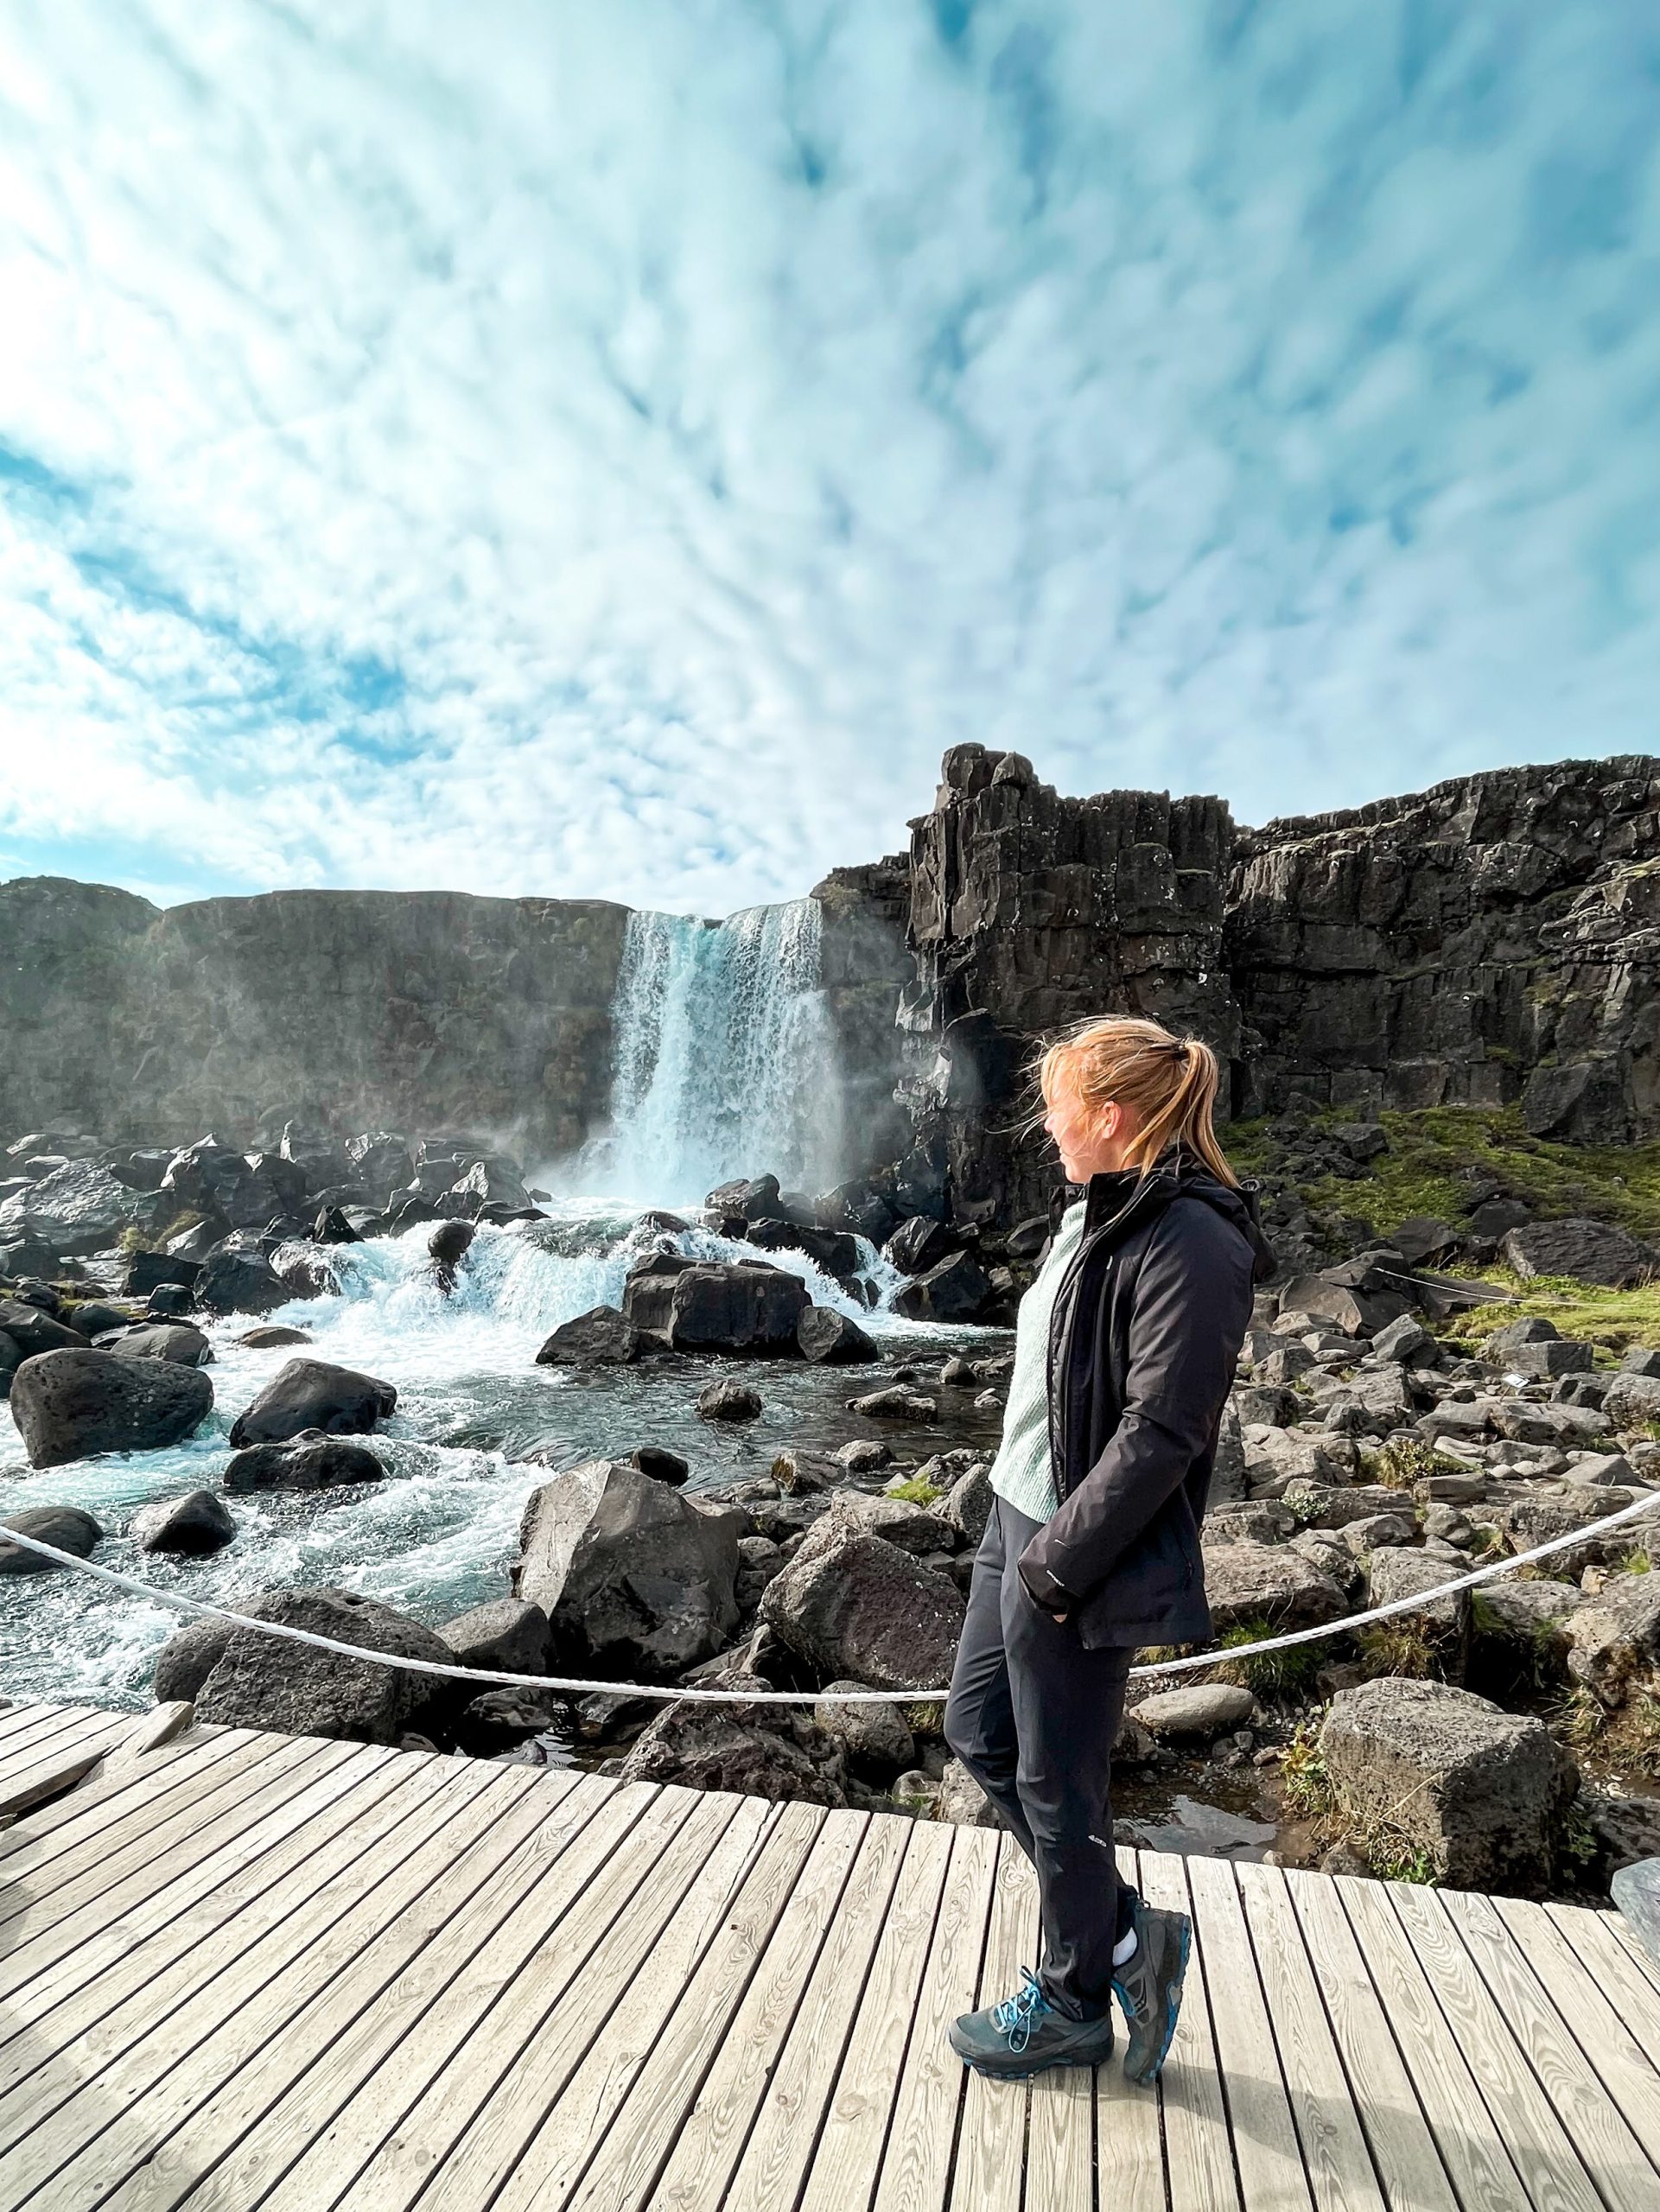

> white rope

[{"left": 4, "top": 1484, "right": 1657, "bottom": 1705}]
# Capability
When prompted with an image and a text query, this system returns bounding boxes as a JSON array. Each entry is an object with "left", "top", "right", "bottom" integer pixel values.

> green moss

[
  {"left": 1361, "top": 1438, "right": 1469, "bottom": 1491},
  {"left": 1211, "top": 1621, "right": 1321, "bottom": 1699},
  {"left": 904, "top": 1700, "right": 944, "bottom": 1738},
  {"left": 885, "top": 1478, "right": 944, "bottom": 1507},
  {"left": 1364, "top": 1837, "right": 1438, "bottom": 1885},
  {"left": 1442, "top": 1269, "right": 1660, "bottom": 1357},
  {"left": 1357, "top": 1622, "right": 1439, "bottom": 1680}
]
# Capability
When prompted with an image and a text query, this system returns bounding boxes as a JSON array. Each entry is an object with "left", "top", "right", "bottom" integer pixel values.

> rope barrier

[{"left": 4, "top": 1484, "right": 1657, "bottom": 1705}]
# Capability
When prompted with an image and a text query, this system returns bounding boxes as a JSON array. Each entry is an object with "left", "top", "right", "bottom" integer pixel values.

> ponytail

[{"left": 1025, "top": 1015, "right": 1238, "bottom": 1189}]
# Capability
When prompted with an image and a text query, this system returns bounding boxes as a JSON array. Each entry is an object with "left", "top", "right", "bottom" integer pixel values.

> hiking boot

[
  {"left": 1112, "top": 1897, "right": 1190, "bottom": 2084},
  {"left": 948, "top": 1967, "right": 1115, "bottom": 2079}
]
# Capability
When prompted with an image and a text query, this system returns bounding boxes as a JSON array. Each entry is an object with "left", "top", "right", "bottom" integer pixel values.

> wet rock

[
  {"left": 130, "top": 1490, "right": 236, "bottom": 1555},
  {"left": 112, "top": 1323, "right": 212, "bottom": 1367},
  {"left": 760, "top": 1527, "right": 964, "bottom": 1691},
  {"left": 535, "top": 1306, "right": 642, "bottom": 1365},
  {"left": 883, "top": 1216, "right": 959, "bottom": 1275},
  {"left": 0, "top": 1160, "right": 136, "bottom": 1256},
  {"left": 1130, "top": 1685, "right": 1257, "bottom": 1740},
  {"left": 696, "top": 1378, "right": 763, "bottom": 1423},
  {"left": 1565, "top": 1576, "right": 1660, "bottom": 1706},
  {"left": 1501, "top": 1218, "right": 1659, "bottom": 1290},
  {"left": 455, "top": 1686, "right": 569, "bottom": 1756},
  {"left": 891, "top": 1250, "right": 994, "bottom": 1324},
  {"left": 311, "top": 1205, "right": 363, "bottom": 1246},
  {"left": 146, "top": 1285, "right": 196, "bottom": 1321},
  {"left": 1201, "top": 1539, "right": 1349, "bottom": 1633},
  {"left": 704, "top": 1174, "right": 782, "bottom": 1222},
  {"left": 617, "top": 1681, "right": 846, "bottom": 1808},
  {"left": 438, "top": 1597, "right": 550, "bottom": 1674},
  {"left": 815, "top": 1680, "right": 918, "bottom": 1774},
  {"left": 1319, "top": 1678, "right": 1578, "bottom": 1895},
  {"left": 745, "top": 1219, "right": 861, "bottom": 1278},
  {"left": 195, "top": 1246, "right": 292, "bottom": 1318},
  {"left": 9, "top": 1347, "right": 213, "bottom": 1470},
  {"left": 847, "top": 1385, "right": 938, "bottom": 1423},
  {"left": 796, "top": 1306, "right": 878, "bottom": 1364},
  {"left": 513, "top": 1458, "right": 744, "bottom": 1676},
  {"left": 221, "top": 1433, "right": 385, "bottom": 1493},
  {"left": 622, "top": 1255, "right": 810, "bottom": 1354},
  {"left": 834, "top": 1438, "right": 894, "bottom": 1473},
  {"left": 629, "top": 1445, "right": 690, "bottom": 1485},
  {"left": 228, "top": 1357, "right": 397, "bottom": 1447},
  {"left": 0, "top": 1299, "right": 88, "bottom": 1357},
  {"left": 1583, "top": 1790, "right": 1660, "bottom": 1875},
  {"left": 238, "top": 1325, "right": 315, "bottom": 1348},
  {"left": 428, "top": 1218, "right": 475, "bottom": 1268},
  {"left": 0, "top": 1504, "right": 102, "bottom": 1573},
  {"left": 159, "top": 1586, "right": 456, "bottom": 1745}
]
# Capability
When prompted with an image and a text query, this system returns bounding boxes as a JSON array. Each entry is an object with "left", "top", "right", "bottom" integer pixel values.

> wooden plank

[
  {"left": 156, "top": 1770, "right": 633, "bottom": 2212},
  {"left": 1138, "top": 1848, "right": 1241, "bottom": 2212},
  {"left": 872, "top": 1821, "right": 1000, "bottom": 2212},
  {"left": 0, "top": 1737, "right": 108, "bottom": 1820},
  {"left": 0, "top": 1704, "right": 127, "bottom": 1786},
  {"left": 1278, "top": 1867, "right": 1457, "bottom": 2212},
  {"left": 0, "top": 1722, "right": 265, "bottom": 1867},
  {"left": 328, "top": 1781, "right": 712, "bottom": 2212},
  {"left": 1438, "top": 1889, "right": 1660, "bottom": 2212},
  {"left": 0, "top": 1743, "right": 426, "bottom": 2131},
  {"left": 0, "top": 1733, "right": 343, "bottom": 2000},
  {"left": 0, "top": 1701, "right": 102, "bottom": 1765},
  {"left": 563, "top": 1800, "right": 831, "bottom": 2212},
  {"left": 1535, "top": 1902, "right": 1660, "bottom": 2075},
  {"left": 623, "top": 1808, "right": 866, "bottom": 2212},
  {"left": 493, "top": 1796, "right": 801, "bottom": 2212},
  {"left": 0, "top": 1728, "right": 296, "bottom": 1932},
  {"left": 264, "top": 1778, "right": 674, "bottom": 2212},
  {"left": 1587, "top": 1907, "right": 1660, "bottom": 1999},
  {"left": 789, "top": 1817, "right": 952, "bottom": 2212},
  {"left": 0, "top": 1756, "right": 521, "bottom": 2210},
  {"left": 945, "top": 1834, "right": 1040, "bottom": 2212},
  {"left": 1185, "top": 1853, "right": 1315, "bottom": 2212}
]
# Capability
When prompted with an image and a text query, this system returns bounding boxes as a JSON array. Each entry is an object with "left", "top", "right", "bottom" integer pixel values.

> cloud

[{"left": 0, "top": 0, "right": 1657, "bottom": 912}]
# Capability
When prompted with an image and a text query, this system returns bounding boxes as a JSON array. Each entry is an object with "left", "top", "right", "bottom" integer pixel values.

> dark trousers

[{"left": 944, "top": 1495, "right": 1139, "bottom": 2020}]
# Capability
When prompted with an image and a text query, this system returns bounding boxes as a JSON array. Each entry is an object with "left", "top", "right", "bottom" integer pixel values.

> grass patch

[
  {"left": 1211, "top": 1620, "right": 1322, "bottom": 1700},
  {"left": 1356, "top": 1622, "right": 1439, "bottom": 1680},
  {"left": 1618, "top": 1549, "right": 1652, "bottom": 1575},
  {"left": 1558, "top": 1688, "right": 1660, "bottom": 1777},
  {"left": 884, "top": 1478, "right": 944, "bottom": 1506},
  {"left": 1364, "top": 1836, "right": 1439, "bottom": 1885},
  {"left": 1361, "top": 1438, "right": 1472, "bottom": 1491},
  {"left": 903, "top": 1701, "right": 945, "bottom": 1738},
  {"left": 1278, "top": 1719, "right": 1334, "bottom": 1820},
  {"left": 1441, "top": 1269, "right": 1660, "bottom": 1358}
]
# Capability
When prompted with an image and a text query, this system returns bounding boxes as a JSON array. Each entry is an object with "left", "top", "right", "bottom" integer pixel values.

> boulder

[
  {"left": 1282, "top": 1481, "right": 1419, "bottom": 1530},
  {"left": 0, "top": 1160, "right": 136, "bottom": 1256},
  {"left": 454, "top": 1687, "right": 569, "bottom": 1756},
  {"left": 630, "top": 1445, "right": 690, "bottom": 1485},
  {"left": 621, "top": 1256, "right": 810, "bottom": 1354},
  {"left": 1319, "top": 1678, "right": 1579, "bottom": 1894},
  {"left": 221, "top": 1434, "right": 385, "bottom": 1493},
  {"left": 438, "top": 1598, "right": 550, "bottom": 1674},
  {"left": 346, "top": 1133, "right": 415, "bottom": 1205},
  {"left": 238, "top": 1325, "right": 314, "bottom": 1349},
  {"left": 1200, "top": 1540, "right": 1349, "bottom": 1633},
  {"left": 0, "top": 1299, "right": 89, "bottom": 1357},
  {"left": 834, "top": 1439, "right": 894, "bottom": 1474},
  {"left": 9, "top": 1348, "right": 213, "bottom": 1469},
  {"left": 815, "top": 1681, "right": 918, "bottom": 1774},
  {"left": 1130, "top": 1685, "right": 1257, "bottom": 1739},
  {"left": 195, "top": 1247, "right": 292, "bottom": 1318},
  {"left": 512, "top": 1458, "right": 744, "bottom": 1676},
  {"left": 535, "top": 1306, "right": 642, "bottom": 1366},
  {"left": 0, "top": 1504, "right": 102, "bottom": 1573},
  {"left": 156, "top": 1586, "right": 455, "bottom": 1745},
  {"left": 228, "top": 1358, "right": 397, "bottom": 1448},
  {"left": 846, "top": 1386, "right": 938, "bottom": 1423},
  {"left": 444, "top": 1158, "right": 532, "bottom": 1219},
  {"left": 1619, "top": 1347, "right": 1660, "bottom": 1379},
  {"left": 1363, "top": 1547, "right": 1472, "bottom": 1665},
  {"left": 937, "top": 1756, "right": 1000, "bottom": 1827},
  {"left": 1600, "top": 1372, "right": 1660, "bottom": 1433},
  {"left": 823, "top": 1491, "right": 955, "bottom": 1555},
  {"left": 123, "top": 1249, "right": 203, "bottom": 1300},
  {"left": 1275, "top": 1276, "right": 1396, "bottom": 1338},
  {"left": 940, "top": 1462, "right": 995, "bottom": 1548},
  {"left": 883, "top": 1216, "right": 959, "bottom": 1275},
  {"left": 112, "top": 1323, "right": 213, "bottom": 1367},
  {"left": 1500, "top": 1218, "right": 1659, "bottom": 1290},
  {"left": 1582, "top": 1791, "right": 1660, "bottom": 1876},
  {"left": 617, "top": 1685, "right": 846, "bottom": 1808},
  {"left": 797, "top": 1306, "right": 878, "bottom": 1364},
  {"left": 1565, "top": 1577, "right": 1660, "bottom": 1706},
  {"left": 891, "top": 1250, "right": 994, "bottom": 1324},
  {"left": 131, "top": 1490, "right": 237, "bottom": 1555},
  {"left": 428, "top": 1219, "right": 475, "bottom": 1268},
  {"left": 746, "top": 1219, "right": 861, "bottom": 1278},
  {"left": 696, "top": 1378, "right": 762, "bottom": 1423},
  {"left": 760, "top": 1528, "right": 964, "bottom": 1690},
  {"left": 269, "top": 1243, "right": 340, "bottom": 1300},
  {"left": 704, "top": 1174, "right": 781, "bottom": 1222},
  {"left": 1371, "top": 1314, "right": 1433, "bottom": 1363}
]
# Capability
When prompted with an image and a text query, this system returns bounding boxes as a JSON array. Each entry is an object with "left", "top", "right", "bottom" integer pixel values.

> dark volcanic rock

[
  {"left": 195, "top": 1246, "right": 292, "bottom": 1318},
  {"left": 883, "top": 1215, "right": 959, "bottom": 1275},
  {"left": 696, "top": 1378, "right": 763, "bottom": 1423},
  {"left": 438, "top": 1597, "right": 550, "bottom": 1674},
  {"left": 618, "top": 1687, "right": 847, "bottom": 1808},
  {"left": 221, "top": 1433, "right": 385, "bottom": 1492},
  {"left": 891, "top": 1249, "right": 994, "bottom": 1323},
  {"left": 622, "top": 1256, "right": 810, "bottom": 1354},
  {"left": 10, "top": 1348, "right": 213, "bottom": 1469},
  {"left": 122, "top": 1250, "right": 202, "bottom": 1298},
  {"left": 131, "top": 1489, "right": 236, "bottom": 1554},
  {"left": 535, "top": 1306, "right": 642, "bottom": 1366},
  {"left": 228, "top": 1358, "right": 397, "bottom": 1448},
  {"left": 238, "top": 1325, "right": 314, "bottom": 1348},
  {"left": 796, "top": 1306, "right": 878, "bottom": 1363},
  {"left": 743, "top": 1217, "right": 861, "bottom": 1278},
  {"left": 0, "top": 1504, "right": 102, "bottom": 1573},
  {"left": 112, "top": 1323, "right": 213, "bottom": 1367},
  {"left": 0, "top": 1160, "right": 136, "bottom": 1255},
  {"left": 0, "top": 1300, "right": 89, "bottom": 1357},
  {"left": 760, "top": 1527, "right": 964, "bottom": 1691},
  {"left": 1499, "top": 1218, "right": 1659, "bottom": 1290},
  {"left": 704, "top": 1174, "right": 781, "bottom": 1221}
]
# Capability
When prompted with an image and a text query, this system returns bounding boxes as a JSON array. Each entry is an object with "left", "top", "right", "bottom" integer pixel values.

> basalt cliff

[{"left": 5, "top": 747, "right": 1658, "bottom": 1223}]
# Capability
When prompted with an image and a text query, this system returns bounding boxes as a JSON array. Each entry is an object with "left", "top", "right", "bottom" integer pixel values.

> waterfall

[{"left": 583, "top": 899, "right": 843, "bottom": 1205}]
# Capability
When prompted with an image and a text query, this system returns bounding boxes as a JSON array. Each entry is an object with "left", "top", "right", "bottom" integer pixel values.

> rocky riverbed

[{"left": 4, "top": 1118, "right": 1660, "bottom": 1906}]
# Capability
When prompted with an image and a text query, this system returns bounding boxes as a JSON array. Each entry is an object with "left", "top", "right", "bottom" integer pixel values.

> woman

[{"left": 944, "top": 1014, "right": 1273, "bottom": 2083}]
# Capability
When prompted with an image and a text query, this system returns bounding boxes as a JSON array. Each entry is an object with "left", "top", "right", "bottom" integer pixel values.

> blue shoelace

[{"left": 991, "top": 1968, "right": 1051, "bottom": 2053}]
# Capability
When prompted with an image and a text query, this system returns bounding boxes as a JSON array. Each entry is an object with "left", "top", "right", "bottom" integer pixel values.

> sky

[{"left": 2, "top": 2, "right": 1658, "bottom": 916}]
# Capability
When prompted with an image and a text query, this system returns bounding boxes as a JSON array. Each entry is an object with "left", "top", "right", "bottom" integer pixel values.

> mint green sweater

[{"left": 987, "top": 1199, "right": 1086, "bottom": 1525}]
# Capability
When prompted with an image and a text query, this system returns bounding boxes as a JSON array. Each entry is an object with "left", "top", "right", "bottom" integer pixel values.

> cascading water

[{"left": 582, "top": 899, "right": 843, "bottom": 1205}]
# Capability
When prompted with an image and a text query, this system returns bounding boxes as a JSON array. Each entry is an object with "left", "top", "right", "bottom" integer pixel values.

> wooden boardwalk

[{"left": 0, "top": 1696, "right": 1657, "bottom": 2211}]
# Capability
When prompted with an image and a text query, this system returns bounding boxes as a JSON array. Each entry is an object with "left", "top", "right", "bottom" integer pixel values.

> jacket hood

[{"left": 1076, "top": 1151, "right": 1278, "bottom": 1285}]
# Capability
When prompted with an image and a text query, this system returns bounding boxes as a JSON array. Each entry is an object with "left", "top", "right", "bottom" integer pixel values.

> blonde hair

[{"left": 1028, "top": 1014, "right": 1238, "bottom": 1188}]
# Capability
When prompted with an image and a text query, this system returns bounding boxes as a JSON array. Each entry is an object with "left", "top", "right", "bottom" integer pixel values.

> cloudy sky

[{"left": 2, "top": 3, "right": 1657, "bottom": 914}]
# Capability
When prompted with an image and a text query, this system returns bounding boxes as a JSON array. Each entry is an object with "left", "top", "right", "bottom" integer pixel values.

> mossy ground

[{"left": 1441, "top": 1269, "right": 1660, "bottom": 1357}]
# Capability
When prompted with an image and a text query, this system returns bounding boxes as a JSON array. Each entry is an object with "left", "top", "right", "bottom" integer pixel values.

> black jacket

[{"left": 1016, "top": 1154, "right": 1275, "bottom": 1649}]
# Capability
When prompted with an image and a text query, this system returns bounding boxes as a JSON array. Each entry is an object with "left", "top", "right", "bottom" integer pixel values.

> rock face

[
  {"left": 760, "top": 1528, "right": 964, "bottom": 1691},
  {"left": 9, "top": 1348, "right": 213, "bottom": 1469},
  {"left": 152, "top": 1586, "right": 455, "bottom": 1745},
  {"left": 513, "top": 1459, "right": 744, "bottom": 1677},
  {"left": 228, "top": 1359, "right": 397, "bottom": 1448},
  {"left": 0, "top": 1160, "right": 136, "bottom": 1255},
  {"left": 1319, "top": 1678, "right": 1579, "bottom": 1895}
]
